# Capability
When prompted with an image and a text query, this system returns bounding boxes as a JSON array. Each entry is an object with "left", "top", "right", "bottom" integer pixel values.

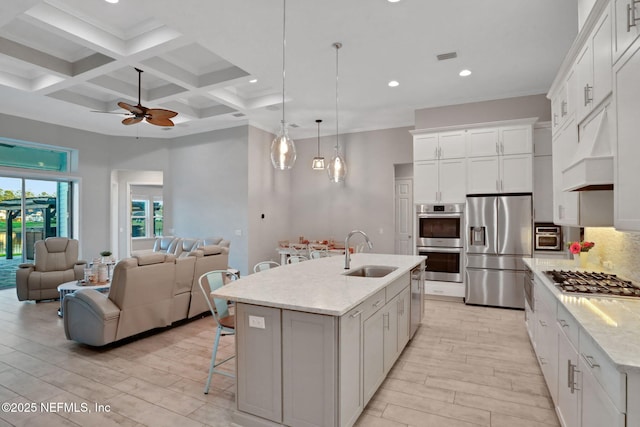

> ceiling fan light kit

[
  {"left": 270, "top": 0, "right": 297, "bottom": 170},
  {"left": 117, "top": 68, "right": 178, "bottom": 127}
]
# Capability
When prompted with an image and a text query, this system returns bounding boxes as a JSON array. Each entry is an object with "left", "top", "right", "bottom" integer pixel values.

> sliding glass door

[{"left": 0, "top": 177, "right": 73, "bottom": 289}]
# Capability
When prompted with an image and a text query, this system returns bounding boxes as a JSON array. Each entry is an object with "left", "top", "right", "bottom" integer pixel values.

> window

[
  {"left": 131, "top": 199, "right": 147, "bottom": 238},
  {"left": 130, "top": 185, "right": 163, "bottom": 239},
  {"left": 153, "top": 199, "right": 163, "bottom": 237},
  {"left": 0, "top": 138, "right": 71, "bottom": 172}
]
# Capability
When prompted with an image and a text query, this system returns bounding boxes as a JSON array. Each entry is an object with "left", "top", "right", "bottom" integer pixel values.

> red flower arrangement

[{"left": 567, "top": 241, "right": 595, "bottom": 254}]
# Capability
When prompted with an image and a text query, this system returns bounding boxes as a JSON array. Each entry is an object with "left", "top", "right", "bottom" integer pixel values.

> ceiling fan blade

[
  {"left": 118, "top": 101, "right": 144, "bottom": 115},
  {"left": 122, "top": 117, "right": 144, "bottom": 125},
  {"left": 147, "top": 108, "right": 178, "bottom": 119},
  {"left": 146, "top": 117, "right": 175, "bottom": 127},
  {"left": 91, "top": 110, "right": 128, "bottom": 115}
]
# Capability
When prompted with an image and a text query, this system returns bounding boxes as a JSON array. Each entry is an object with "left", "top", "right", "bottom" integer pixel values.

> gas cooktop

[{"left": 543, "top": 270, "right": 640, "bottom": 298}]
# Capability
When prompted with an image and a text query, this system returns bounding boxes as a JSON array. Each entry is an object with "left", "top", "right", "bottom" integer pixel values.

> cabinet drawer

[
  {"left": 556, "top": 303, "right": 579, "bottom": 349},
  {"left": 579, "top": 329, "right": 626, "bottom": 412},
  {"left": 361, "top": 289, "right": 386, "bottom": 320},
  {"left": 386, "top": 272, "right": 410, "bottom": 302}
]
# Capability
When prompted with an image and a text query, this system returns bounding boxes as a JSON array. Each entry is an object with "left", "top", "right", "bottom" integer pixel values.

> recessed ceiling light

[
  {"left": 249, "top": 79, "right": 258, "bottom": 83},
  {"left": 105, "top": 0, "right": 119, "bottom": 4},
  {"left": 388, "top": 0, "right": 401, "bottom": 3},
  {"left": 459, "top": 69, "right": 472, "bottom": 77},
  {"left": 388, "top": 80, "right": 399, "bottom": 87}
]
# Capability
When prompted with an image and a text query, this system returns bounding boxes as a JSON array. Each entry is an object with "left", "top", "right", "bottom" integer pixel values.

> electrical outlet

[
  {"left": 249, "top": 315, "right": 265, "bottom": 329},
  {"left": 235, "top": 229, "right": 242, "bottom": 236}
]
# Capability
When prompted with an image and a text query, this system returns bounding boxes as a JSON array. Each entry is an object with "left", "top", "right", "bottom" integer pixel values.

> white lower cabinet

[
  {"left": 557, "top": 324, "right": 579, "bottom": 427},
  {"left": 580, "top": 359, "right": 625, "bottom": 427},
  {"left": 529, "top": 272, "right": 630, "bottom": 427},
  {"left": 236, "top": 272, "right": 412, "bottom": 427}
]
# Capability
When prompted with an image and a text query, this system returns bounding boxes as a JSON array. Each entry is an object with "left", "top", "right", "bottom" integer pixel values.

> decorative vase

[{"left": 579, "top": 252, "right": 589, "bottom": 268}]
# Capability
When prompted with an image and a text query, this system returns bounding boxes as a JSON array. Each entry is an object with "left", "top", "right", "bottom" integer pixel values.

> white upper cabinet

[
  {"left": 466, "top": 128, "right": 499, "bottom": 157},
  {"left": 613, "top": 0, "right": 640, "bottom": 62},
  {"left": 500, "top": 125, "right": 533, "bottom": 155},
  {"left": 614, "top": 35, "right": 640, "bottom": 230},
  {"left": 576, "top": 8, "right": 612, "bottom": 124},
  {"left": 437, "top": 131, "right": 466, "bottom": 159},
  {"left": 413, "top": 134, "right": 439, "bottom": 161},
  {"left": 413, "top": 131, "right": 465, "bottom": 161}
]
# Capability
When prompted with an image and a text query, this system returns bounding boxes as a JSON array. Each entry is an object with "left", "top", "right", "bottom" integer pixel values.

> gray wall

[
  {"left": 167, "top": 126, "right": 250, "bottom": 275},
  {"left": 289, "top": 126, "right": 413, "bottom": 255},
  {"left": 247, "top": 126, "right": 292, "bottom": 271},
  {"left": 414, "top": 94, "right": 551, "bottom": 130}
]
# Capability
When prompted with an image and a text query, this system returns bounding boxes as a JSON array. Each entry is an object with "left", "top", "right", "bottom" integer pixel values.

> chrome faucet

[{"left": 344, "top": 230, "right": 373, "bottom": 269}]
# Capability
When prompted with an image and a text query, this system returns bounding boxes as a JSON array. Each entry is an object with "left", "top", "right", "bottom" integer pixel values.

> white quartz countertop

[
  {"left": 211, "top": 253, "right": 425, "bottom": 316},
  {"left": 524, "top": 257, "right": 640, "bottom": 373}
]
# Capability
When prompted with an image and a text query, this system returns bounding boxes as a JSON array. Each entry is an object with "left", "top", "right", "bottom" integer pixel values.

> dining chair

[
  {"left": 253, "top": 261, "right": 280, "bottom": 273},
  {"left": 287, "top": 255, "right": 308, "bottom": 264},
  {"left": 309, "top": 250, "right": 329, "bottom": 259},
  {"left": 198, "top": 270, "right": 238, "bottom": 394}
]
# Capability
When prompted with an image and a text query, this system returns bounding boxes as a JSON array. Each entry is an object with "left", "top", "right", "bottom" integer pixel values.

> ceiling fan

[{"left": 115, "top": 68, "right": 178, "bottom": 127}]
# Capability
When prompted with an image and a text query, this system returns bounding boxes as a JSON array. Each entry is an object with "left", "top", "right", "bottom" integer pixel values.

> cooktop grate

[{"left": 543, "top": 270, "right": 640, "bottom": 298}]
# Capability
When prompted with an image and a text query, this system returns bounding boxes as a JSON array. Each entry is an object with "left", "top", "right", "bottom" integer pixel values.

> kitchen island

[
  {"left": 524, "top": 258, "right": 640, "bottom": 427},
  {"left": 211, "top": 253, "right": 425, "bottom": 427}
]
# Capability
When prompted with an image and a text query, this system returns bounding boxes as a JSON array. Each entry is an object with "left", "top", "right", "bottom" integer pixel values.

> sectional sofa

[{"left": 63, "top": 240, "right": 229, "bottom": 346}]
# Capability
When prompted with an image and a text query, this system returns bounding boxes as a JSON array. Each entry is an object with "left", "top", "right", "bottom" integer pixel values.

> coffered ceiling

[{"left": 0, "top": 0, "right": 578, "bottom": 140}]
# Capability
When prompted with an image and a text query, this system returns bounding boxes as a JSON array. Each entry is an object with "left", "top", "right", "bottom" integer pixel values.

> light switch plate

[{"left": 248, "top": 315, "right": 265, "bottom": 329}]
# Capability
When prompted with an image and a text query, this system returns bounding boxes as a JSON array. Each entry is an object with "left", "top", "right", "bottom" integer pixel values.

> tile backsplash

[{"left": 584, "top": 227, "right": 640, "bottom": 283}]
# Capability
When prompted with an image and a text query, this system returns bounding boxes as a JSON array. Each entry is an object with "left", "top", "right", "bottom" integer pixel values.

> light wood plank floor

[{"left": 0, "top": 289, "right": 558, "bottom": 426}]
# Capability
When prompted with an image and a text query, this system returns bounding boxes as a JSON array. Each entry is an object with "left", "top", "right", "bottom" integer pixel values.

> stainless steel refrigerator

[{"left": 465, "top": 194, "right": 532, "bottom": 309}]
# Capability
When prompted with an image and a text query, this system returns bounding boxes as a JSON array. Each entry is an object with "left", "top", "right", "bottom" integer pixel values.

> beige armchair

[
  {"left": 63, "top": 252, "right": 176, "bottom": 346},
  {"left": 16, "top": 237, "right": 86, "bottom": 301},
  {"left": 152, "top": 236, "right": 179, "bottom": 254}
]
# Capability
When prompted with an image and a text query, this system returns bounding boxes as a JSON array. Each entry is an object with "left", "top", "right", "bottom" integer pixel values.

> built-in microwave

[{"left": 534, "top": 223, "right": 562, "bottom": 251}]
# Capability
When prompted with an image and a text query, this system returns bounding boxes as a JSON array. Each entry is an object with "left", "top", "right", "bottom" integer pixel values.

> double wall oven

[{"left": 416, "top": 203, "right": 464, "bottom": 283}]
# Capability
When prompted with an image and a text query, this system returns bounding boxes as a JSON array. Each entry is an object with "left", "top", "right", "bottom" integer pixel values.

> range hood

[{"left": 562, "top": 107, "right": 613, "bottom": 192}]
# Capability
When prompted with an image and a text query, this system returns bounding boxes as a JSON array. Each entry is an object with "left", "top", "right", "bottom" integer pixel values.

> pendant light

[
  {"left": 312, "top": 119, "right": 325, "bottom": 170},
  {"left": 270, "top": 0, "right": 296, "bottom": 170},
  {"left": 328, "top": 42, "right": 347, "bottom": 183}
]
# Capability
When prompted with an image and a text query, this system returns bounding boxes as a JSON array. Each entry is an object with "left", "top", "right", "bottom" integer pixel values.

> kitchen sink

[{"left": 343, "top": 265, "right": 398, "bottom": 278}]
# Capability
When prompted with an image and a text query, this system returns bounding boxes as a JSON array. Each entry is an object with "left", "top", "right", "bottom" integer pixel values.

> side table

[{"left": 57, "top": 280, "right": 111, "bottom": 317}]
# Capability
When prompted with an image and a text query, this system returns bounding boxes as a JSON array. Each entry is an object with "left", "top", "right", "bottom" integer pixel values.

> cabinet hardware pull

[
  {"left": 572, "top": 368, "right": 581, "bottom": 392},
  {"left": 539, "top": 320, "right": 547, "bottom": 327},
  {"left": 438, "top": 147, "right": 442, "bottom": 158},
  {"left": 553, "top": 113, "right": 558, "bottom": 126},
  {"left": 583, "top": 354, "right": 600, "bottom": 368},
  {"left": 500, "top": 142, "right": 504, "bottom": 154},
  {"left": 584, "top": 84, "right": 593, "bottom": 106},
  {"left": 539, "top": 356, "right": 546, "bottom": 365},
  {"left": 628, "top": 1, "right": 640, "bottom": 32},
  {"left": 496, "top": 141, "right": 499, "bottom": 154},
  {"left": 349, "top": 310, "right": 363, "bottom": 318},
  {"left": 500, "top": 179, "right": 503, "bottom": 192},
  {"left": 559, "top": 319, "right": 569, "bottom": 328},
  {"left": 567, "top": 359, "right": 573, "bottom": 389},
  {"left": 561, "top": 100, "right": 567, "bottom": 117},
  {"left": 434, "top": 147, "right": 438, "bottom": 159},
  {"left": 373, "top": 300, "right": 383, "bottom": 308}
]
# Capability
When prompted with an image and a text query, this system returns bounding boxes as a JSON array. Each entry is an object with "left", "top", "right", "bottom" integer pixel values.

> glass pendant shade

[
  {"left": 312, "top": 157, "right": 325, "bottom": 170},
  {"left": 271, "top": 0, "right": 296, "bottom": 170},
  {"left": 312, "top": 119, "right": 325, "bottom": 170},
  {"left": 327, "top": 149, "right": 347, "bottom": 183},
  {"left": 270, "top": 122, "right": 296, "bottom": 170}
]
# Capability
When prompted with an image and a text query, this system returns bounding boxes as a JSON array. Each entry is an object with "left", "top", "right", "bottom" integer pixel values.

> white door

[{"left": 394, "top": 179, "right": 413, "bottom": 255}]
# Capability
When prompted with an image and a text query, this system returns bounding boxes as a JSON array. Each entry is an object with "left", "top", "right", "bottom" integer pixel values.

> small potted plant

[{"left": 100, "top": 250, "right": 113, "bottom": 264}]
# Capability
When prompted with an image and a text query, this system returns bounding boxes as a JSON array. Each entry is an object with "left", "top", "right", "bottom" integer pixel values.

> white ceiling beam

[{"left": 0, "top": 37, "right": 71, "bottom": 76}]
